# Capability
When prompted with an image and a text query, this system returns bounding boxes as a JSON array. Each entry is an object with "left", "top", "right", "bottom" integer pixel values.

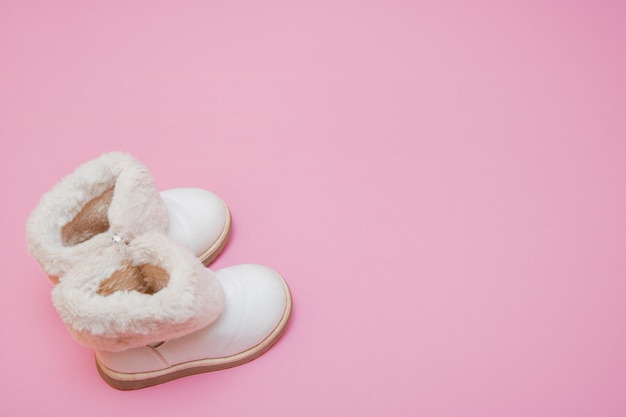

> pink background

[{"left": 1, "top": 1, "right": 625, "bottom": 415}]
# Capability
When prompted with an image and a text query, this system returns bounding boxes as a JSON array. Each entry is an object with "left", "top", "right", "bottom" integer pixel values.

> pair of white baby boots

[{"left": 26, "top": 152, "right": 292, "bottom": 390}]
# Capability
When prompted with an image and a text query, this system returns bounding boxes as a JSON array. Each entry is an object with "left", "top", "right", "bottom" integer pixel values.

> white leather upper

[
  {"left": 160, "top": 188, "right": 229, "bottom": 257},
  {"left": 96, "top": 264, "right": 290, "bottom": 373}
]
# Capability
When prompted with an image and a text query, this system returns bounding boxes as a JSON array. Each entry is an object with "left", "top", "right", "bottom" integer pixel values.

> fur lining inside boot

[
  {"left": 61, "top": 186, "right": 114, "bottom": 246},
  {"left": 97, "top": 262, "right": 170, "bottom": 296}
]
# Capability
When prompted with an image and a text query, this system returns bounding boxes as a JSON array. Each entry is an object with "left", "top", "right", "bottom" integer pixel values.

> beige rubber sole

[
  {"left": 95, "top": 273, "right": 293, "bottom": 391},
  {"left": 197, "top": 204, "right": 232, "bottom": 266}
]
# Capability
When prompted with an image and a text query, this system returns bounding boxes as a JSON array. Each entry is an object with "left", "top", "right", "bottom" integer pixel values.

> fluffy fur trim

[
  {"left": 26, "top": 152, "right": 168, "bottom": 279},
  {"left": 52, "top": 232, "right": 225, "bottom": 352}
]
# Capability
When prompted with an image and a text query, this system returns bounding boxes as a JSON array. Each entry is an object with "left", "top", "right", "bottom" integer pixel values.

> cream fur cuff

[
  {"left": 52, "top": 232, "right": 224, "bottom": 352},
  {"left": 27, "top": 152, "right": 224, "bottom": 352},
  {"left": 26, "top": 152, "right": 168, "bottom": 280}
]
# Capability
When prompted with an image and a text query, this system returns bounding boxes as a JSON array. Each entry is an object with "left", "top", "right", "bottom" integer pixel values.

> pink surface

[{"left": 1, "top": 1, "right": 625, "bottom": 415}]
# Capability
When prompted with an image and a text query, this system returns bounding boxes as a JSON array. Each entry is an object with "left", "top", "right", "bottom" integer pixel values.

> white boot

[
  {"left": 27, "top": 152, "right": 232, "bottom": 285},
  {"left": 27, "top": 152, "right": 168, "bottom": 283},
  {"left": 95, "top": 264, "right": 292, "bottom": 390},
  {"left": 52, "top": 232, "right": 225, "bottom": 352},
  {"left": 27, "top": 152, "right": 292, "bottom": 389}
]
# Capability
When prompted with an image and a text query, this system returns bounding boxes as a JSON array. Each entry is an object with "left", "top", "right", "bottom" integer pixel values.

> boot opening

[
  {"left": 61, "top": 187, "right": 114, "bottom": 246},
  {"left": 97, "top": 263, "right": 170, "bottom": 296}
]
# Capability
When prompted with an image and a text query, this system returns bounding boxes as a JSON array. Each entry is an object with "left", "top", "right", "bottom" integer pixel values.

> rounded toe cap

[
  {"left": 160, "top": 188, "right": 231, "bottom": 261},
  {"left": 157, "top": 264, "right": 291, "bottom": 362}
]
